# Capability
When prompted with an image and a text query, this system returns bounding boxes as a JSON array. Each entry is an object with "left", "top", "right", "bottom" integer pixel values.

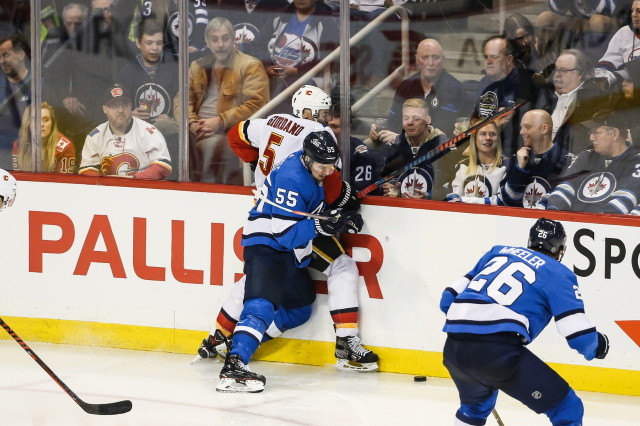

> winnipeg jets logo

[
  {"left": 234, "top": 23, "right": 259, "bottom": 47},
  {"left": 270, "top": 33, "right": 318, "bottom": 66},
  {"left": 168, "top": 12, "right": 194, "bottom": 39},
  {"left": 463, "top": 175, "right": 492, "bottom": 198},
  {"left": 136, "top": 83, "right": 170, "bottom": 118},
  {"left": 523, "top": 177, "right": 551, "bottom": 208},
  {"left": 398, "top": 167, "right": 433, "bottom": 197},
  {"left": 577, "top": 172, "right": 616, "bottom": 203}
]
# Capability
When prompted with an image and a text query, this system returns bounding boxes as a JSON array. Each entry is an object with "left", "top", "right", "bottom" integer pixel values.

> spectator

[
  {"left": 208, "top": 0, "right": 289, "bottom": 56},
  {"left": 127, "top": 0, "right": 209, "bottom": 59},
  {"left": 474, "top": 35, "right": 539, "bottom": 159},
  {"left": 13, "top": 103, "right": 76, "bottom": 174},
  {"left": 45, "top": 0, "right": 135, "bottom": 149},
  {"left": 179, "top": 17, "right": 269, "bottom": 183},
  {"left": 446, "top": 121, "right": 507, "bottom": 205},
  {"left": 500, "top": 109, "right": 573, "bottom": 208},
  {"left": 119, "top": 18, "right": 179, "bottom": 180},
  {"left": 596, "top": 0, "right": 640, "bottom": 84},
  {"left": 503, "top": 13, "right": 550, "bottom": 73},
  {"left": 327, "top": 103, "right": 380, "bottom": 193},
  {"left": 373, "top": 38, "right": 468, "bottom": 139},
  {"left": 42, "top": 3, "right": 89, "bottom": 65},
  {"left": 535, "top": 49, "right": 606, "bottom": 155},
  {"left": 611, "top": 59, "right": 640, "bottom": 145},
  {"left": 0, "top": 33, "right": 30, "bottom": 170},
  {"left": 258, "top": 0, "right": 339, "bottom": 107},
  {"left": 78, "top": 83, "right": 172, "bottom": 179},
  {"left": 378, "top": 98, "right": 448, "bottom": 200},
  {"left": 546, "top": 109, "right": 640, "bottom": 214}
]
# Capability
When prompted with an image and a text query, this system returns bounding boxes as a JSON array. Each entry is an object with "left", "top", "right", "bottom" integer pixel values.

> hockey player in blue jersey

[
  {"left": 440, "top": 218, "right": 609, "bottom": 425},
  {"left": 216, "top": 131, "right": 360, "bottom": 393}
]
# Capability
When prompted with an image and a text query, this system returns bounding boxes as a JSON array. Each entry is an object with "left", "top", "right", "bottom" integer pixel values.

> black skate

[
  {"left": 192, "top": 330, "right": 229, "bottom": 363},
  {"left": 335, "top": 335, "right": 379, "bottom": 372},
  {"left": 216, "top": 354, "right": 266, "bottom": 393}
]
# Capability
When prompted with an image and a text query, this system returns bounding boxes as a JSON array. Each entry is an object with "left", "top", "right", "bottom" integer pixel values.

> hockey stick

[
  {"left": 252, "top": 189, "right": 337, "bottom": 222},
  {"left": 0, "top": 318, "right": 132, "bottom": 415},
  {"left": 357, "top": 101, "right": 527, "bottom": 197},
  {"left": 492, "top": 408, "right": 505, "bottom": 426}
]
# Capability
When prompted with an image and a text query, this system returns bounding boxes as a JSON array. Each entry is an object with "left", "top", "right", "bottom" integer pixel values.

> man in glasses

[
  {"left": 536, "top": 49, "right": 606, "bottom": 155},
  {"left": 545, "top": 109, "right": 640, "bottom": 214}
]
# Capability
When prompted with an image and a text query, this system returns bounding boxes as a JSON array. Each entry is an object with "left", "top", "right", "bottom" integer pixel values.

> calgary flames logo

[{"left": 100, "top": 153, "right": 140, "bottom": 177}]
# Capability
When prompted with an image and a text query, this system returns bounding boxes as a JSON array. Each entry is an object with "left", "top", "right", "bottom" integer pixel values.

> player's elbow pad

[{"left": 439, "top": 288, "right": 457, "bottom": 314}]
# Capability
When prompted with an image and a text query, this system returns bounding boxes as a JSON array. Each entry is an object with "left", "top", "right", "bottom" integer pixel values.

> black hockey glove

[
  {"left": 249, "top": 160, "right": 258, "bottom": 172},
  {"left": 314, "top": 208, "right": 349, "bottom": 236},
  {"left": 595, "top": 332, "right": 609, "bottom": 359},
  {"left": 330, "top": 181, "right": 360, "bottom": 211},
  {"left": 344, "top": 211, "right": 363, "bottom": 234}
]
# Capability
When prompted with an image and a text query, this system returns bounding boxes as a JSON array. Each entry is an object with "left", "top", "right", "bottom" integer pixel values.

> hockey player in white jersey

[
  {"left": 198, "top": 85, "right": 379, "bottom": 372},
  {"left": 0, "top": 169, "right": 17, "bottom": 212},
  {"left": 440, "top": 218, "right": 609, "bottom": 425},
  {"left": 78, "top": 84, "right": 172, "bottom": 179}
]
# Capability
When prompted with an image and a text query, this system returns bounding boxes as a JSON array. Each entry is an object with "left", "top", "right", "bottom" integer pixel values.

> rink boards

[{"left": 2, "top": 174, "right": 640, "bottom": 396}]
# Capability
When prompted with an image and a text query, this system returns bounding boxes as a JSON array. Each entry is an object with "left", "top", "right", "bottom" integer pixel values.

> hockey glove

[
  {"left": 331, "top": 181, "right": 360, "bottom": 211},
  {"left": 314, "top": 208, "right": 348, "bottom": 236},
  {"left": 343, "top": 211, "right": 364, "bottom": 234},
  {"left": 595, "top": 332, "right": 609, "bottom": 359}
]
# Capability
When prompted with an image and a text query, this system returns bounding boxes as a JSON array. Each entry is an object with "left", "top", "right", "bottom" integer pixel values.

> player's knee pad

[
  {"left": 325, "top": 254, "right": 359, "bottom": 309},
  {"left": 455, "top": 390, "right": 498, "bottom": 425},
  {"left": 274, "top": 304, "right": 312, "bottom": 332},
  {"left": 544, "top": 388, "right": 583, "bottom": 426},
  {"left": 237, "top": 298, "right": 276, "bottom": 337}
]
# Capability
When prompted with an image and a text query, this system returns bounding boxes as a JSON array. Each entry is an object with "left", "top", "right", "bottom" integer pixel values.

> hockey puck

[{"left": 414, "top": 375, "right": 427, "bottom": 382}]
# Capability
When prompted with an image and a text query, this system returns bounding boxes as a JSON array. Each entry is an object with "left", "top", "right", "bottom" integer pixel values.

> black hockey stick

[
  {"left": 0, "top": 318, "right": 132, "bottom": 415},
  {"left": 357, "top": 101, "right": 527, "bottom": 197}
]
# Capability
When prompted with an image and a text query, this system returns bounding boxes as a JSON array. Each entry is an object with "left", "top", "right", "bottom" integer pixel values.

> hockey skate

[
  {"left": 191, "top": 330, "right": 229, "bottom": 363},
  {"left": 335, "top": 335, "right": 379, "bottom": 372},
  {"left": 216, "top": 354, "right": 266, "bottom": 393}
]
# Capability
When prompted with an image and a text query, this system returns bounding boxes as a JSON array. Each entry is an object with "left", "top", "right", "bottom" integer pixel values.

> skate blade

[
  {"left": 216, "top": 378, "right": 264, "bottom": 393},
  {"left": 335, "top": 359, "right": 379, "bottom": 372}
]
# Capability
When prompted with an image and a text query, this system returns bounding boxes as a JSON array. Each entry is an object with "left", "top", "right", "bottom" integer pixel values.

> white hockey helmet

[
  {"left": 291, "top": 85, "right": 332, "bottom": 119},
  {"left": 0, "top": 169, "right": 17, "bottom": 212}
]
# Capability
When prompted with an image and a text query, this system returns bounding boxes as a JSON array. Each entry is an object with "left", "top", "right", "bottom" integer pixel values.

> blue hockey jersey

[
  {"left": 440, "top": 245, "right": 600, "bottom": 360},
  {"left": 242, "top": 151, "right": 325, "bottom": 267}
]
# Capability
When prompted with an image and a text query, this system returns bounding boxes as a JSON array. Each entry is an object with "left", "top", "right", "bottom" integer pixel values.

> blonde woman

[
  {"left": 446, "top": 121, "right": 508, "bottom": 204},
  {"left": 13, "top": 103, "right": 76, "bottom": 173}
]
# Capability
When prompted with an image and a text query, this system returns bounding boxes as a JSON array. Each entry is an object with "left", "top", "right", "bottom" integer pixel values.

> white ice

[{"left": 1, "top": 341, "right": 638, "bottom": 425}]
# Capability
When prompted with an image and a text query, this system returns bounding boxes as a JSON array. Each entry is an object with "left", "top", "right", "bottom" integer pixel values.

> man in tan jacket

[{"left": 178, "top": 17, "right": 269, "bottom": 183}]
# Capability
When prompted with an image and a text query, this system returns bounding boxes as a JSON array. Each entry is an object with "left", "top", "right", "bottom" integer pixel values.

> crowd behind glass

[{"left": 2, "top": 0, "right": 640, "bottom": 215}]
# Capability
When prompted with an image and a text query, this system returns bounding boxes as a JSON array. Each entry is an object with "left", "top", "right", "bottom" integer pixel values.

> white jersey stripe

[{"left": 555, "top": 312, "right": 595, "bottom": 339}]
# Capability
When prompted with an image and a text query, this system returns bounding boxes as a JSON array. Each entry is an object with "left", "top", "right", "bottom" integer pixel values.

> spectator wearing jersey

[
  {"left": 500, "top": 109, "right": 573, "bottom": 208},
  {"left": 371, "top": 38, "right": 468, "bottom": 141},
  {"left": 327, "top": 104, "right": 380, "bottom": 193},
  {"left": 79, "top": 83, "right": 172, "bottom": 179},
  {"left": 119, "top": 18, "right": 179, "bottom": 179},
  {"left": 257, "top": 0, "right": 339, "bottom": 106},
  {"left": 474, "top": 35, "right": 539, "bottom": 159},
  {"left": 13, "top": 103, "right": 76, "bottom": 173},
  {"left": 546, "top": 109, "right": 640, "bottom": 214},
  {"left": 179, "top": 17, "right": 269, "bottom": 183},
  {"left": 378, "top": 98, "right": 448, "bottom": 200},
  {"left": 535, "top": 49, "right": 606, "bottom": 155},
  {"left": 0, "top": 34, "right": 31, "bottom": 171},
  {"left": 446, "top": 121, "right": 508, "bottom": 205},
  {"left": 596, "top": 1, "right": 640, "bottom": 84}
]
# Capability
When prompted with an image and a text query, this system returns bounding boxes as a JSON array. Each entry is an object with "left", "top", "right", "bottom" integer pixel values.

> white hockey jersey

[
  {"left": 597, "top": 25, "right": 640, "bottom": 81},
  {"left": 79, "top": 117, "right": 171, "bottom": 177},
  {"left": 228, "top": 113, "right": 341, "bottom": 188},
  {"left": 449, "top": 159, "right": 507, "bottom": 205}
]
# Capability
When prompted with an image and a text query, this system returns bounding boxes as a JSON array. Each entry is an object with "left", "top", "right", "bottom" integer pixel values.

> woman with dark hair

[{"left": 503, "top": 13, "right": 550, "bottom": 73}]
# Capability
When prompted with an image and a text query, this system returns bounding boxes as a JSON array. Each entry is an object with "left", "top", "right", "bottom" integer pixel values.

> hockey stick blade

[
  {"left": 357, "top": 101, "right": 527, "bottom": 197},
  {"left": 0, "top": 318, "right": 132, "bottom": 416}
]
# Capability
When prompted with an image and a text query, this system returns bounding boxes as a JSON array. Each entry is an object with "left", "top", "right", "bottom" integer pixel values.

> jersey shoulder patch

[{"left": 88, "top": 128, "right": 100, "bottom": 137}]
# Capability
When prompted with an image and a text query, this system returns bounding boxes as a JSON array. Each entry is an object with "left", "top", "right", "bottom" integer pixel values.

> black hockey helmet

[
  {"left": 528, "top": 218, "right": 566, "bottom": 260},
  {"left": 303, "top": 131, "right": 340, "bottom": 165}
]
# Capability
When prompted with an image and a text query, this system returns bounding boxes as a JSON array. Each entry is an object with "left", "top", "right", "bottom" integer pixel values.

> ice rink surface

[{"left": 1, "top": 340, "right": 638, "bottom": 426}]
